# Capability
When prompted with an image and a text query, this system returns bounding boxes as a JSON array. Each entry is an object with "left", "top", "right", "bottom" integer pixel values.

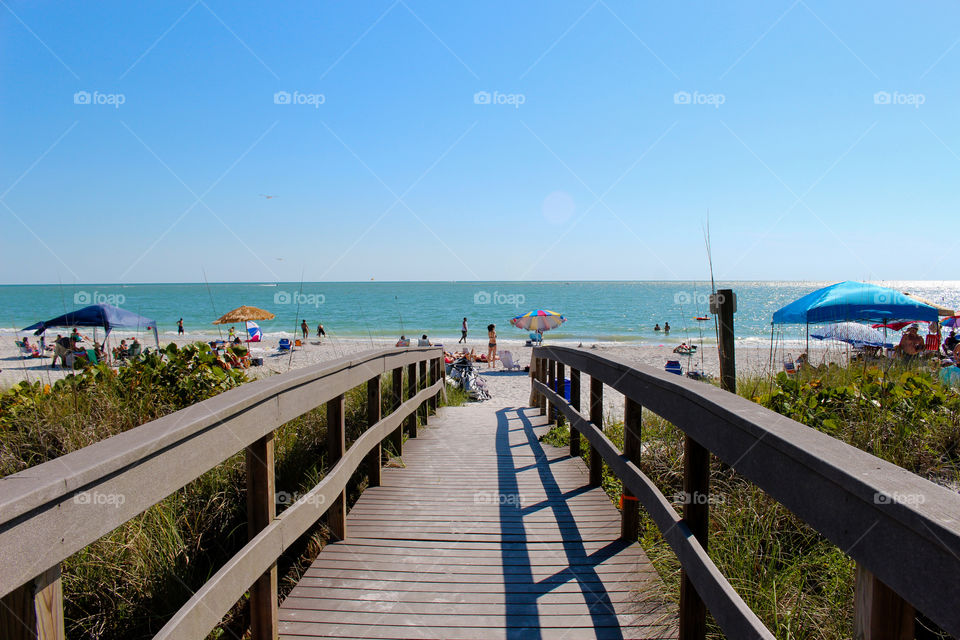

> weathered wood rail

[
  {"left": 0, "top": 346, "right": 444, "bottom": 640},
  {"left": 530, "top": 345, "right": 960, "bottom": 639}
]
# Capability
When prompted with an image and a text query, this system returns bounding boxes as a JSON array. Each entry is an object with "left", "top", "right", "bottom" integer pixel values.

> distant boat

[{"left": 694, "top": 316, "right": 710, "bottom": 321}]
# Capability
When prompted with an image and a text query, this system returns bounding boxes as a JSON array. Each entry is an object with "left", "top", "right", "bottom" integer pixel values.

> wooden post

[
  {"left": 326, "top": 394, "right": 346, "bottom": 540},
  {"left": 538, "top": 358, "right": 547, "bottom": 415},
  {"left": 853, "top": 564, "right": 914, "bottom": 640},
  {"left": 405, "top": 362, "right": 417, "bottom": 438},
  {"left": 365, "top": 375, "right": 382, "bottom": 488},
  {"left": 427, "top": 357, "right": 437, "bottom": 414},
  {"left": 621, "top": 398, "right": 642, "bottom": 540},
  {"left": 390, "top": 366, "right": 403, "bottom": 455},
  {"left": 679, "top": 434, "right": 710, "bottom": 640},
  {"left": 555, "top": 362, "right": 565, "bottom": 428},
  {"left": 0, "top": 565, "right": 65, "bottom": 640},
  {"left": 715, "top": 288, "right": 737, "bottom": 394},
  {"left": 418, "top": 359, "right": 428, "bottom": 426},
  {"left": 547, "top": 359, "right": 556, "bottom": 424},
  {"left": 246, "top": 433, "right": 278, "bottom": 640},
  {"left": 589, "top": 376, "right": 603, "bottom": 487},
  {"left": 570, "top": 368, "right": 581, "bottom": 457}
]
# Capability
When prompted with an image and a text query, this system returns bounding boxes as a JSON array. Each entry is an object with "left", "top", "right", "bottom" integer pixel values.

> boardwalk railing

[
  {"left": 0, "top": 346, "right": 444, "bottom": 640},
  {"left": 530, "top": 345, "right": 960, "bottom": 640}
]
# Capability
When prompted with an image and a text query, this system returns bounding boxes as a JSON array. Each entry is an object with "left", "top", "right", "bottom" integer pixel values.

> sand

[{"left": 1, "top": 331, "right": 844, "bottom": 421}]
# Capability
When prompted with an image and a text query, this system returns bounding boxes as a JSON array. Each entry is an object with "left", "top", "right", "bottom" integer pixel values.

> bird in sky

[{"left": 259, "top": 194, "right": 276, "bottom": 199}]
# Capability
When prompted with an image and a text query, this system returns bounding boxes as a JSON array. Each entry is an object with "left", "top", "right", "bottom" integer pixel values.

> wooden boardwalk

[{"left": 279, "top": 401, "right": 677, "bottom": 639}]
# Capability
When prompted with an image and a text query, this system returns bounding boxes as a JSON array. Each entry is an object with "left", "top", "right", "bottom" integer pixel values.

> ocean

[{"left": 2, "top": 281, "right": 958, "bottom": 345}]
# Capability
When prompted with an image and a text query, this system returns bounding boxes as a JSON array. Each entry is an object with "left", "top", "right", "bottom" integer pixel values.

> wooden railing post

[
  {"left": 418, "top": 359, "right": 428, "bottom": 426},
  {"left": 538, "top": 358, "right": 547, "bottom": 415},
  {"left": 589, "top": 376, "right": 603, "bottom": 487},
  {"left": 427, "top": 357, "right": 437, "bottom": 414},
  {"left": 679, "top": 435, "right": 710, "bottom": 640},
  {"left": 0, "top": 565, "right": 65, "bottom": 640},
  {"left": 406, "top": 362, "right": 417, "bottom": 438},
  {"left": 326, "top": 394, "right": 346, "bottom": 540},
  {"left": 365, "top": 375, "right": 382, "bottom": 488},
  {"left": 555, "top": 362, "right": 565, "bottom": 429},
  {"left": 621, "top": 398, "right": 642, "bottom": 540},
  {"left": 569, "top": 368, "right": 581, "bottom": 457},
  {"left": 246, "top": 433, "right": 278, "bottom": 640},
  {"left": 547, "top": 359, "right": 556, "bottom": 424},
  {"left": 854, "top": 564, "right": 914, "bottom": 639},
  {"left": 390, "top": 366, "right": 403, "bottom": 455}
]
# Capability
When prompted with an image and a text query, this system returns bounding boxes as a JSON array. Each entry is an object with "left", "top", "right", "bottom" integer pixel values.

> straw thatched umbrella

[
  {"left": 212, "top": 306, "right": 275, "bottom": 343},
  {"left": 902, "top": 292, "right": 955, "bottom": 317}
]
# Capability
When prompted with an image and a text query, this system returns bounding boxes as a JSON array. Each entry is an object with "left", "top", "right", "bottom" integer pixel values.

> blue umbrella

[{"left": 809, "top": 322, "right": 893, "bottom": 349}]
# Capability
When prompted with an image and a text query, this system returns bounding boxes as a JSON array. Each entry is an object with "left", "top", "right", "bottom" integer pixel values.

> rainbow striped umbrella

[{"left": 510, "top": 309, "right": 566, "bottom": 332}]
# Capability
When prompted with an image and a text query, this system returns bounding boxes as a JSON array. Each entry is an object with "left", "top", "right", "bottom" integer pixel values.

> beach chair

[
  {"left": 85, "top": 349, "right": 99, "bottom": 365},
  {"left": 925, "top": 334, "right": 941, "bottom": 353},
  {"left": 15, "top": 340, "right": 40, "bottom": 358},
  {"left": 500, "top": 350, "right": 522, "bottom": 371},
  {"left": 665, "top": 360, "right": 683, "bottom": 375},
  {"left": 128, "top": 343, "right": 142, "bottom": 359},
  {"left": 278, "top": 338, "right": 293, "bottom": 352},
  {"left": 783, "top": 353, "right": 800, "bottom": 375},
  {"left": 529, "top": 333, "right": 542, "bottom": 346}
]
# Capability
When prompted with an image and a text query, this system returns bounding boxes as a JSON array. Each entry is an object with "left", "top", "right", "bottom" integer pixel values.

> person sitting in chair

[{"left": 897, "top": 325, "right": 925, "bottom": 359}]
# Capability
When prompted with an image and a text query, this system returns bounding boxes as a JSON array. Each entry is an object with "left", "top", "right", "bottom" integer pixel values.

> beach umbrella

[
  {"left": 942, "top": 316, "right": 960, "bottom": 329},
  {"left": 510, "top": 310, "right": 566, "bottom": 332},
  {"left": 212, "top": 306, "right": 275, "bottom": 343},
  {"left": 902, "top": 292, "right": 955, "bottom": 317},
  {"left": 810, "top": 322, "right": 892, "bottom": 349}
]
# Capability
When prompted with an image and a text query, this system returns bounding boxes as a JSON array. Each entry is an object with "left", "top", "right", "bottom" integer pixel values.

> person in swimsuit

[
  {"left": 459, "top": 317, "right": 468, "bottom": 344},
  {"left": 487, "top": 323, "right": 497, "bottom": 368},
  {"left": 177, "top": 318, "right": 184, "bottom": 335},
  {"left": 300, "top": 320, "right": 309, "bottom": 339}
]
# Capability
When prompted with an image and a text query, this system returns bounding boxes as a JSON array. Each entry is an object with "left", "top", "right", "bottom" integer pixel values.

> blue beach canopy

[
  {"left": 23, "top": 303, "right": 159, "bottom": 346},
  {"left": 772, "top": 281, "right": 938, "bottom": 325}
]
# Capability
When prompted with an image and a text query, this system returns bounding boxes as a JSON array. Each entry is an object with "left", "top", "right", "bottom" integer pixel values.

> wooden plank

[
  {"left": 589, "top": 376, "right": 603, "bottom": 487},
  {"left": 246, "top": 434, "right": 278, "bottom": 640},
  {"left": 365, "top": 375, "right": 382, "bottom": 488},
  {"left": 621, "top": 397, "right": 642, "bottom": 541},
  {"left": 570, "top": 367, "right": 582, "bottom": 457},
  {"left": 389, "top": 367, "right": 403, "bottom": 455},
  {"left": 405, "top": 363, "right": 417, "bottom": 438},
  {"left": 679, "top": 434, "right": 709, "bottom": 640},
  {"left": 418, "top": 360, "right": 427, "bottom": 426}
]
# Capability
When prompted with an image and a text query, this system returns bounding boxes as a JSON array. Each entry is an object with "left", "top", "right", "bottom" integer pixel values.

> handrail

[
  {"left": 0, "top": 346, "right": 444, "bottom": 640},
  {"left": 531, "top": 345, "right": 960, "bottom": 638}
]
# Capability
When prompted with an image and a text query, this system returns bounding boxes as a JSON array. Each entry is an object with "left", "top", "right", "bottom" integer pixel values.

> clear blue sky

[{"left": 2, "top": 1, "right": 960, "bottom": 284}]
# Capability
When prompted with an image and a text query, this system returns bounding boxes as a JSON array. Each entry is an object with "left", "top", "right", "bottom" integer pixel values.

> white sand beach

[{"left": 1, "top": 332, "right": 844, "bottom": 419}]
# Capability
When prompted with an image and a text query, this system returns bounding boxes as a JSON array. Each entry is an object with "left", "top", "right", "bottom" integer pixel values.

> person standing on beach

[
  {"left": 316, "top": 323, "right": 326, "bottom": 342},
  {"left": 177, "top": 318, "right": 184, "bottom": 335},
  {"left": 459, "top": 317, "right": 468, "bottom": 343},
  {"left": 664, "top": 322, "right": 670, "bottom": 333},
  {"left": 300, "top": 320, "right": 309, "bottom": 340},
  {"left": 487, "top": 324, "right": 497, "bottom": 369}
]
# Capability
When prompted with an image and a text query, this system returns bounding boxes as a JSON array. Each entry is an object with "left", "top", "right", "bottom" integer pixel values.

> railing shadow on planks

[
  {"left": 529, "top": 345, "right": 960, "bottom": 640},
  {"left": 0, "top": 346, "right": 445, "bottom": 640}
]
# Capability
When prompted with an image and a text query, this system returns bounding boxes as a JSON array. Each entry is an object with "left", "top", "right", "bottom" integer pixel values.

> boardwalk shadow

[{"left": 495, "top": 406, "right": 625, "bottom": 640}]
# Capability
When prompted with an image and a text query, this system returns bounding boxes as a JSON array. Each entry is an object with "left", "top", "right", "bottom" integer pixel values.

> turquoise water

[{"left": 2, "top": 281, "right": 958, "bottom": 344}]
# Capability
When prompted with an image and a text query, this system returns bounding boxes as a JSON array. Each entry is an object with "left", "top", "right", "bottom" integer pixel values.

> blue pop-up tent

[
  {"left": 23, "top": 304, "right": 159, "bottom": 347},
  {"left": 772, "top": 281, "right": 938, "bottom": 325}
]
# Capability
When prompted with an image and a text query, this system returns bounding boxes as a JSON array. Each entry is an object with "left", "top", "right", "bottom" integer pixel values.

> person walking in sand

[
  {"left": 177, "top": 318, "right": 184, "bottom": 335},
  {"left": 459, "top": 317, "right": 468, "bottom": 344},
  {"left": 301, "top": 320, "right": 308, "bottom": 340},
  {"left": 487, "top": 324, "right": 497, "bottom": 368}
]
